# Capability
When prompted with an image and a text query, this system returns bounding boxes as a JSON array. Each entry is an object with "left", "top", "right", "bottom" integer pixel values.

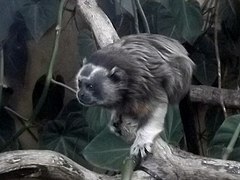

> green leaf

[
  {"left": 60, "top": 99, "right": 87, "bottom": 119},
  {"left": 19, "top": 0, "right": 59, "bottom": 41},
  {"left": 0, "top": 0, "right": 15, "bottom": 41},
  {"left": 83, "top": 128, "right": 130, "bottom": 171},
  {"left": 32, "top": 75, "right": 65, "bottom": 121},
  {"left": 143, "top": 0, "right": 203, "bottom": 43},
  {"left": 86, "top": 107, "right": 111, "bottom": 134},
  {"left": 161, "top": 105, "right": 183, "bottom": 146},
  {"left": 192, "top": 52, "right": 217, "bottom": 85},
  {"left": 40, "top": 105, "right": 95, "bottom": 164},
  {"left": 0, "top": 0, "right": 32, "bottom": 41},
  {"left": 115, "top": 0, "right": 133, "bottom": 16},
  {"left": 208, "top": 114, "right": 240, "bottom": 161},
  {"left": 78, "top": 29, "right": 97, "bottom": 60},
  {"left": 0, "top": 108, "right": 18, "bottom": 151},
  {"left": 205, "top": 107, "right": 225, "bottom": 143},
  {"left": 190, "top": 36, "right": 217, "bottom": 85}
]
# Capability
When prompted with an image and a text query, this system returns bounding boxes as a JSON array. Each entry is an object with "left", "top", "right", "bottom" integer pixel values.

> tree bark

[
  {"left": 190, "top": 85, "right": 240, "bottom": 108},
  {"left": 0, "top": 150, "right": 150, "bottom": 180},
  {"left": 76, "top": 0, "right": 119, "bottom": 47},
  {"left": 0, "top": 142, "right": 240, "bottom": 180}
]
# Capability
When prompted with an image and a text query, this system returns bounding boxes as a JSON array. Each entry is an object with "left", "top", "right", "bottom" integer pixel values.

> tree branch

[
  {"left": 0, "top": 150, "right": 149, "bottom": 180},
  {"left": 76, "top": 0, "right": 119, "bottom": 47},
  {"left": 190, "top": 85, "right": 240, "bottom": 108},
  {"left": 0, "top": 143, "right": 240, "bottom": 180}
]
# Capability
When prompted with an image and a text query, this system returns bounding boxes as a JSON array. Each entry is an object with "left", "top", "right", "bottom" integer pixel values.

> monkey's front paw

[{"left": 130, "top": 138, "right": 153, "bottom": 158}]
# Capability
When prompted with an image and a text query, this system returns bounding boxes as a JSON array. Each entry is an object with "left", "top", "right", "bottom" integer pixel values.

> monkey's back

[{"left": 88, "top": 34, "right": 195, "bottom": 104}]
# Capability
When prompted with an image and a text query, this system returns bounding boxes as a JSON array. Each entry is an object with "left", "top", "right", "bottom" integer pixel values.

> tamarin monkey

[{"left": 76, "top": 34, "right": 194, "bottom": 158}]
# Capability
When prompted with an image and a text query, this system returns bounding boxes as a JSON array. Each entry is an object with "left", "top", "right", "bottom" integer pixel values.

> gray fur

[{"left": 87, "top": 34, "right": 194, "bottom": 105}]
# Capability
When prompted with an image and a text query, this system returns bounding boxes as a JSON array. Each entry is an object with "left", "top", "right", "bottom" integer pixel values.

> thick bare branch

[
  {"left": 76, "top": 0, "right": 119, "bottom": 47},
  {"left": 146, "top": 138, "right": 240, "bottom": 180},
  {"left": 0, "top": 145, "right": 240, "bottom": 180},
  {"left": 190, "top": 85, "right": 240, "bottom": 108},
  {"left": 0, "top": 150, "right": 149, "bottom": 180}
]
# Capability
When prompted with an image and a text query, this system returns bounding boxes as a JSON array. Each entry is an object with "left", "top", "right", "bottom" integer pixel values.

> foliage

[
  {"left": 208, "top": 114, "right": 240, "bottom": 161},
  {"left": 143, "top": 0, "right": 203, "bottom": 44},
  {"left": 78, "top": 29, "right": 97, "bottom": 60},
  {"left": 205, "top": 107, "right": 225, "bottom": 143},
  {"left": 0, "top": 0, "right": 59, "bottom": 42},
  {"left": 32, "top": 75, "right": 65, "bottom": 121},
  {"left": 161, "top": 105, "right": 183, "bottom": 146},
  {"left": 39, "top": 99, "right": 95, "bottom": 165},
  {"left": 83, "top": 128, "right": 130, "bottom": 171},
  {"left": 190, "top": 36, "right": 218, "bottom": 85},
  {"left": 0, "top": 109, "right": 17, "bottom": 151},
  {"left": 1, "top": 0, "right": 59, "bottom": 86},
  {"left": 85, "top": 107, "right": 111, "bottom": 134},
  {"left": 1, "top": 0, "right": 240, "bottom": 174}
]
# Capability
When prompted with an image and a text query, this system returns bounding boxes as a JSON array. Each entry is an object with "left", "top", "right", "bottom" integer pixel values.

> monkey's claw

[
  {"left": 108, "top": 124, "right": 121, "bottom": 136},
  {"left": 130, "top": 140, "right": 153, "bottom": 158}
]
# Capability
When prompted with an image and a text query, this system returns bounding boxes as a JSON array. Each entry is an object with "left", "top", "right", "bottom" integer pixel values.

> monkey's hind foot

[{"left": 130, "top": 134, "right": 153, "bottom": 158}]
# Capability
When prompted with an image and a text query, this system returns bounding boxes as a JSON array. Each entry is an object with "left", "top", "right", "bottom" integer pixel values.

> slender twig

[
  {"left": 135, "top": 0, "right": 150, "bottom": 33},
  {"left": 62, "top": 0, "right": 75, "bottom": 31},
  {"left": 203, "top": 0, "right": 214, "bottom": 31},
  {"left": 4, "top": 106, "right": 28, "bottom": 122},
  {"left": 227, "top": 0, "right": 236, "bottom": 15},
  {"left": 0, "top": 124, "right": 35, "bottom": 151},
  {"left": 121, "top": 156, "right": 138, "bottom": 180},
  {"left": 0, "top": 0, "right": 66, "bottom": 151},
  {"left": 4, "top": 106, "right": 38, "bottom": 142},
  {"left": 214, "top": 0, "right": 227, "bottom": 118},
  {"left": 51, "top": 79, "right": 76, "bottom": 94},
  {"left": 223, "top": 122, "right": 240, "bottom": 160},
  {"left": 29, "top": 0, "right": 65, "bottom": 122},
  {"left": 132, "top": 0, "right": 140, "bottom": 34},
  {"left": 201, "top": 0, "right": 209, "bottom": 11},
  {"left": 0, "top": 48, "right": 3, "bottom": 107},
  {"left": 114, "top": 0, "right": 125, "bottom": 34}
]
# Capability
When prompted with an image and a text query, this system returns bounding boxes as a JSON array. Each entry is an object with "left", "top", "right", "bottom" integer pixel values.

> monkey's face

[{"left": 76, "top": 64, "right": 127, "bottom": 107}]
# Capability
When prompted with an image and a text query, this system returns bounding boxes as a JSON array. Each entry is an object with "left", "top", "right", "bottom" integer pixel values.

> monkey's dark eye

[{"left": 86, "top": 83, "right": 93, "bottom": 90}]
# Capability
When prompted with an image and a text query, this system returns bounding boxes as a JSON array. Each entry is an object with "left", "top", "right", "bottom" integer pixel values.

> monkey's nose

[
  {"left": 77, "top": 91, "right": 93, "bottom": 106},
  {"left": 77, "top": 91, "right": 84, "bottom": 99}
]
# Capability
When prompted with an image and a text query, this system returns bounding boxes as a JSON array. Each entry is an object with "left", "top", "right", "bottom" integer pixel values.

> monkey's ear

[{"left": 108, "top": 66, "right": 126, "bottom": 82}]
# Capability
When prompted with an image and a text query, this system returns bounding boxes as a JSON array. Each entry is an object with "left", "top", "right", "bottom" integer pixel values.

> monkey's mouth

[
  {"left": 78, "top": 99, "right": 96, "bottom": 107},
  {"left": 76, "top": 95, "right": 96, "bottom": 107}
]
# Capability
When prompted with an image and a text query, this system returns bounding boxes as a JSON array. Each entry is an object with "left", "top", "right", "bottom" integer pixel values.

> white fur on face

[{"left": 75, "top": 64, "right": 108, "bottom": 90}]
